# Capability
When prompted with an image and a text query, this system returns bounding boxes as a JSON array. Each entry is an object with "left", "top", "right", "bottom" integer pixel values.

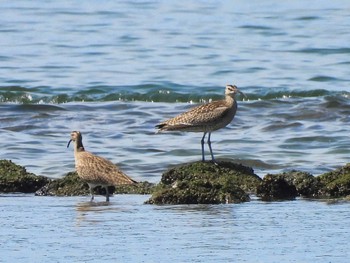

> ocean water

[
  {"left": 1, "top": 1, "right": 350, "bottom": 262},
  {"left": 1, "top": 194, "right": 350, "bottom": 263}
]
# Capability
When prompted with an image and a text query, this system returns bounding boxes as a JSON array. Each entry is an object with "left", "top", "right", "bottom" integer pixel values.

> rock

[
  {"left": 257, "top": 173, "right": 298, "bottom": 201},
  {"left": 317, "top": 163, "right": 350, "bottom": 198},
  {"left": 35, "top": 171, "right": 87, "bottom": 196},
  {"left": 0, "top": 159, "right": 49, "bottom": 193},
  {"left": 35, "top": 171, "right": 155, "bottom": 196},
  {"left": 281, "top": 170, "right": 320, "bottom": 197},
  {"left": 257, "top": 170, "right": 324, "bottom": 201},
  {"left": 146, "top": 160, "right": 261, "bottom": 205}
]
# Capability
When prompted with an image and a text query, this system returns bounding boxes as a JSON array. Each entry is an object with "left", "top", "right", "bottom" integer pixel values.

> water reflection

[
  {"left": 154, "top": 203, "right": 237, "bottom": 218},
  {"left": 73, "top": 195, "right": 145, "bottom": 226},
  {"left": 75, "top": 201, "right": 120, "bottom": 226}
]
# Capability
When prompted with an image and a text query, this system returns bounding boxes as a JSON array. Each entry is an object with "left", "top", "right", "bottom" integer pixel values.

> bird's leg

[
  {"left": 105, "top": 186, "right": 110, "bottom": 202},
  {"left": 89, "top": 185, "right": 94, "bottom": 202},
  {"left": 201, "top": 132, "right": 207, "bottom": 162},
  {"left": 207, "top": 132, "right": 217, "bottom": 165}
]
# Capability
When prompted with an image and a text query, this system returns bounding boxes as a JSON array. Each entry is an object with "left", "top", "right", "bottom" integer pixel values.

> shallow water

[
  {"left": 1, "top": 194, "right": 349, "bottom": 263},
  {"left": 1, "top": 1, "right": 350, "bottom": 262}
]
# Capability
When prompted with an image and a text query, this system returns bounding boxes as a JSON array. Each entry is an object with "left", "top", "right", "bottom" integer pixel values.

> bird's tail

[{"left": 114, "top": 170, "right": 138, "bottom": 185}]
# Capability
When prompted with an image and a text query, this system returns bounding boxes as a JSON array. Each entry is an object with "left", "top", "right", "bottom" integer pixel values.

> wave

[{"left": 0, "top": 84, "right": 348, "bottom": 104}]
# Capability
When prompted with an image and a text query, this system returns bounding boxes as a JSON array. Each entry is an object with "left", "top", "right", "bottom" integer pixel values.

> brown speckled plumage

[
  {"left": 67, "top": 131, "right": 137, "bottom": 202},
  {"left": 156, "top": 85, "right": 245, "bottom": 163}
]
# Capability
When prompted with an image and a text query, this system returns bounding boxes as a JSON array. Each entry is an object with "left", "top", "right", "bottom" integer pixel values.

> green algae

[
  {"left": 35, "top": 171, "right": 155, "bottom": 196},
  {"left": 317, "top": 163, "right": 350, "bottom": 198},
  {"left": 146, "top": 160, "right": 261, "bottom": 205},
  {"left": 257, "top": 166, "right": 350, "bottom": 201},
  {"left": 281, "top": 170, "right": 320, "bottom": 197},
  {"left": 257, "top": 173, "right": 298, "bottom": 201},
  {"left": 257, "top": 170, "right": 321, "bottom": 201},
  {"left": 0, "top": 159, "right": 49, "bottom": 193},
  {"left": 35, "top": 171, "right": 88, "bottom": 196},
  {"left": 3, "top": 158, "right": 350, "bottom": 203}
]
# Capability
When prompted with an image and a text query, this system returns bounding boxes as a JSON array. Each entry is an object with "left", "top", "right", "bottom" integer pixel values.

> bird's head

[
  {"left": 225, "top": 84, "right": 246, "bottom": 99},
  {"left": 67, "top": 131, "right": 83, "bottom": 148}
]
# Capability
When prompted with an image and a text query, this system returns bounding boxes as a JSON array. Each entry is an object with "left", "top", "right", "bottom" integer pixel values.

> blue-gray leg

[
  {"left": 201, "top": 132, "right": 207, "bottom": 162},
  {"left": 207, "top": 132, "right": 217, "bottom": 164},
  {"left": 105, "top": 186, "right": 110, "bottom": 202},
  {"left": 88, "top": 184, "right": 94, "bottom": 202}
]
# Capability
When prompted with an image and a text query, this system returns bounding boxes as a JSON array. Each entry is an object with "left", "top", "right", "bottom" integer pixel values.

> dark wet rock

[
  {"left": 259, "top": 164, "right": 350, "bottom": 200},
  {"left": 35, "top": 171, "right": 155, "bottom": 196},
  {"left": 317, "top": 163, "right": 350, "bottom": 198},
  {"left": 257, "top": 173, "right": 298, "bottom": 201},
  {"left": 146, "top": 160, "right": 261, "bottom": 205},
  {"left": 257, "top": 170, "right": 323, "bottom": 201},
  {"left": 35, "top": 171, "right": 87, "bottom": 196},
  {"left": 281, "top": 170, "right": 320, "bottom": 197},
  {"left": 0, "top": 159, "right": 49, "bottom": 193},
  {"left": 115, "top": 181, "right": 155, "bottom": 195}
]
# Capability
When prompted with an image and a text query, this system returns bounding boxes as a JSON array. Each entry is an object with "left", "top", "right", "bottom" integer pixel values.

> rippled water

[
  {"left": 1, "top": 1, "right": 350, "bottom": 262},
  {"left": 1, "top": 1, "right": 350, "bottom": 180},
  {"left": 1, "top": 194, "right": 350, "bottom": 262}
]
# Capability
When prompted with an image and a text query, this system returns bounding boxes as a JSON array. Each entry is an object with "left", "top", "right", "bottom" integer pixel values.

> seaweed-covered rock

[
  {"left": 317, "top": 163, "right": 350, "bottom": 198},
  {"left": 35, "top": 171, "right": 88, "bottom": 196},
  {"left": 115, "top": 181, "right": 155, "bottom": 195},
  {"left": 257, "top": 170, "right": 322, "bottom": 200},
  {"left": 281, "top": 170, "right": 320, "bottom": 197},
  {"left": 146, "top": 160, "right": 261, "bottom": 205},
  {"left": 257, "top": 174, "right": 298, "bottom": 201},
  {"left": 0, "top": 159, "right": 49, "bottom": 193},
  {"left": 35, "top": 171, "right": 155, "bottom": 196}
]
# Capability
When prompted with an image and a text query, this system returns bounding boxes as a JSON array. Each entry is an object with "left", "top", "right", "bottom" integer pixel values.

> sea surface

[
  {"left": 1, "top": 1, "right": 350, "bottom": 262},
  {"left": 1, "top": 194, "right": 350, "bottom": 263}
]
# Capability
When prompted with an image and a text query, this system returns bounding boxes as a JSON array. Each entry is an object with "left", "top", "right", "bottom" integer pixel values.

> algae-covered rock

[
  {"left": 317, "top": 163, "right": 350, "bottom": 198},
  {"left": 0, "top": 159, "right": 49, "bottom": 193},
  {"left": 35, "top": 171, "right": 88, "bottom": 196},
  {"left": 281, "top": 170, "right": 320, "bottom": 197},
  {"left": 257, "top": 170, "right": 322, "bottom": 201},
  {"left": 146, "top": 160, "right": 261, "bottom": 205},
  {"left": 114, "top": 181, "right": 155, "bottom": 195},
  {"left": 35, "top": 171, "right": 155, "bottom": 196},
  {"left": 257, "top": 174, "right": 298, "bottom": 201}
]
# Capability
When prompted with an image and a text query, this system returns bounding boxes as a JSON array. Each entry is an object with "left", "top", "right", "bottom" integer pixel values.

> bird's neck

[
  {"left": 225, "top": 94, "right": 236, "bottom": 107},
  {"left": 74, "top": 140, "right": 85, "bottom": 152}
]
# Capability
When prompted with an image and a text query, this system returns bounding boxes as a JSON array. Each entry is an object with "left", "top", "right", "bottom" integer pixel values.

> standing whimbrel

[
  {"left": 156, "top": 85, "right": 245, "bottom": 163},
  {"left": 67, "top": 131, "right": 137, "bottom": 202}
]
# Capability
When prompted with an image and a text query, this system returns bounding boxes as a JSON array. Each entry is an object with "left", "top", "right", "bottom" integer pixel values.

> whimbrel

[
  {"left": 67, "top": 131, "right": 137, "bottom": 202},
  {"left": 156, "top": 84, "right": 245, "bottom": 163}
]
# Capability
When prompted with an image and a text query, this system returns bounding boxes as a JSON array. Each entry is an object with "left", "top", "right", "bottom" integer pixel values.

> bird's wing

[
  {"left": 77, "top": 152, "right": 135, "bottom": 185},
  {"left": 160, "top": 102, "right": 230, "bottom": 128}
]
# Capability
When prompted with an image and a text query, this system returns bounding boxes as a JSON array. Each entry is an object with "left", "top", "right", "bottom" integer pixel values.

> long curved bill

[
  {"left": 238, "top": 90, "right": 247, "bottom": 99},
  {"left": 67, "top": 139, "right": 72, "bottom": 148}
]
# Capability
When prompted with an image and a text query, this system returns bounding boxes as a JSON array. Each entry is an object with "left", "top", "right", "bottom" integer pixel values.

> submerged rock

[
  {"left": 257, "top": 170, "right": 320, "bottom": 201},
  {"left": 0, "top": 159, "right": 49, "bottom": 193},
  {"left": 35, "top": 171, "right": 155, "bottom": 196},
  {"left": 146, "top": 160, "right": 262, "bottom": 205},
  {"left": 317, "top": 163, "right": 350, "bottom": 198}
]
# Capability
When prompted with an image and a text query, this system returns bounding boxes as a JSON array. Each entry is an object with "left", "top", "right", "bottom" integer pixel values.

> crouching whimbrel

[
  {"left": 67, "top": 131, "right": 137, "bottom": 202},
  {"left": 156, "top": 84, "right": 245, "bottom": 163}
]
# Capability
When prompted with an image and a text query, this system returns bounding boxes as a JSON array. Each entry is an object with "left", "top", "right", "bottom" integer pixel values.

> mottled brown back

[
  {"left": 75, "top": 151, "right": 136, "bottom": 186},
  {"left": 156, "top": 98, "right": 237, "bottom": 132}
]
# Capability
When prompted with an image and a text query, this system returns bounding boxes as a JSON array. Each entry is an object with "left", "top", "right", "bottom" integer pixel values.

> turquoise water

[{"left": 1, "top": 1, "right": 350, "bottom": 262}]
